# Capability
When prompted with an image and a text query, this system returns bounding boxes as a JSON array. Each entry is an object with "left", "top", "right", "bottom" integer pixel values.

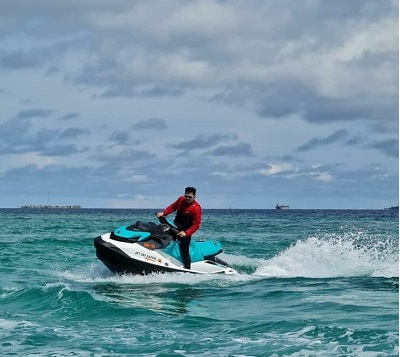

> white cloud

[
  {"left": 260, "top": 164, "right": 293, "bottom": 176},
  {"left": 313, "top": 172, "right": 333, "bottom": 182}
]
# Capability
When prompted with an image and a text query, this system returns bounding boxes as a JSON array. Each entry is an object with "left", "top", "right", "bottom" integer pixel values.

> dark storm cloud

[
  {"left": 304, "top": 97, "right": 398, "bottom": 126},
  {"left": 58, "top": 128, "right": 90, "bottom": 140},
  {"left": 252, "top": 82, "right": 398, "bottom": 132},
  {"left": 90, "top": 148, "right": 157, "bottom": 165},
  {"left": 367, "top": 139, "right": 399, "bottom": 158},
  {"left": 0, "top": 115, "right": 89, "bottom": 155},
  {"left": 331, "top": 163, "right": 390, "bottom": 183},
  {"left": 16, "top": 109, "right": 54, "bottom": 119},
  {"left": 59, "top": 113, "right": 79, "bottom": 120},
  {"left": 0, "top": 159, "right": 169, "bottom": 201},
  {"left": 253, "top": 82, "right": 311, "bottom": 119},
  {"left": 77, "top": 59, "right": 184, "bottom": 99},
  {"left": 0, "top": 117, "right": 31, "bottom": 139},
  {"left": 344, "top": 136, "right": 366, "bottom": 147},
  {"left": 41, "top": 144, "right": 86, "bottom": 157},
  {"left": 210, "top": 143, "right": 254, "bottom": 157},
  {"left": 171, "top": 133, "right": 236, "bottom": 151},
  {"left": 343, "top": 135, "right": 398, "bottom": 158},
  {"left": 109, "top": 131, "right": 131, "bottom": 145},
  {"left": 296, "top": 129, "right": 349, "bottom": 152},
  {"left": 0, "top": 116, "right": 38, "bottom": 153},
  {"left": 138, "top": 85, "right": 185, "bottom": 97},
  {"left": 264, "top": 154, "right": 304, "bottom": 163},
  {"left": 0, "top": 49, "right": 49, "bottom": 69},
  {"left": 0, "top": 164, "right": 97, "bottom": 198},
  {"left": 98, "top": 84, "right": 136, "bottom": 98},
  {"left": 133, "top": 118, "right": 167, "bottom": 130},
  {"left": 98, "top": 83, "right": 185, "bottom": 98},
  {"left": 0, "top": 37, "right": 80, "bottom": 69},
  {"left": 34, "top": 128, "right": 61, "bottom": 145}
]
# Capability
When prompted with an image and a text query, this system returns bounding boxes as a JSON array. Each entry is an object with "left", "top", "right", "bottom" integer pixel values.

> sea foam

[{"left": 255, "top": 234, "right": 399, "bottom": 278}]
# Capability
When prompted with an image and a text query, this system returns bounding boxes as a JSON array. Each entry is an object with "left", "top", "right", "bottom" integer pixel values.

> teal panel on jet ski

[
  {"left": 113, "top": 226, "right": 151, "bottom": 240},
  {"left": 197, "top": 240, "right": 222, "bottom": 257},
  {"left": 190, "top": 241, "right": 206, "bottom": 262},
  {"left": 162, "top": 241, "right": 181, "bottom": 261},
  {"left": 162, "top": 240, "right": 222, "bottom": 263}
]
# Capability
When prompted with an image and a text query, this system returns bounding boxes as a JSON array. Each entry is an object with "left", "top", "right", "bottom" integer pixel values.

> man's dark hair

[{"left": 185, "top": 186, "right": 196, "bottom": 195}]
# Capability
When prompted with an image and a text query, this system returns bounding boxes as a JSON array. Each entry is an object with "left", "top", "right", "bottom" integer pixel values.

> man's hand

[
  {"left": 156, "top": 212, "right": 164, "bottom": 218},
  {"left": 177, "top": 231, "right": 186, "bottom": 238}
]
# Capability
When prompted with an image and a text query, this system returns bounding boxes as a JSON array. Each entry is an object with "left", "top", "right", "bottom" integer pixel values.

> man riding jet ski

[
  {"left": 93, "top": 215, "right": 237, "bottom": 275},
  {"left": 156, "top": 186, "right": 202, "bottom": 270}
]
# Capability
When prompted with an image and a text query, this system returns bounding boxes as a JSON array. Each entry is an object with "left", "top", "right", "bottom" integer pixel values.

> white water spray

[{"left": 255, "top": 234, "right": 399, "bottom": 278}]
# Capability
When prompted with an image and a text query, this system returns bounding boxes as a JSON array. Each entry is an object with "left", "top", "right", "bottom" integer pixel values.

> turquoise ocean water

[{"left": 0, "top": 208, "right": 398, "bottom": 356}]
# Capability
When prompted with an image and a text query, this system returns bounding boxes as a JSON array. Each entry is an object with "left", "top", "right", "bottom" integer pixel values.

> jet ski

[{"left": 93, "top": 215, "right": 237, "bottom": 275}]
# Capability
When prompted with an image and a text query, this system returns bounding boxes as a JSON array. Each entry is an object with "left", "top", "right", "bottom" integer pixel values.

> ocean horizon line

[{"left": 1, "top": 206, "right": 398, "bottom": 211}]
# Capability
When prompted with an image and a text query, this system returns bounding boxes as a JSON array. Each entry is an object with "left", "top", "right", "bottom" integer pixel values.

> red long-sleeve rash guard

[{"left": 163, "top": 196, "right": 202, "bottom": 237}]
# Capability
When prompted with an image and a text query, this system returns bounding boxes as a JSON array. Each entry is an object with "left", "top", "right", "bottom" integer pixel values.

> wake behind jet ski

[{"left": 94, "top": 215, "right": 237, "bottom": 275}]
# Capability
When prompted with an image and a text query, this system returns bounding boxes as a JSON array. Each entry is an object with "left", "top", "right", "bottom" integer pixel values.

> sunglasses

[{"left": 184, "top": 194, "right": 195, "bottom": 199}]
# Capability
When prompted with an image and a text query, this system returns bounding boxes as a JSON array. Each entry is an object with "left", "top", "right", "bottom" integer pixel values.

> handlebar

[{"left": 155, "top": 214, "right": 179, "bottom": 236}]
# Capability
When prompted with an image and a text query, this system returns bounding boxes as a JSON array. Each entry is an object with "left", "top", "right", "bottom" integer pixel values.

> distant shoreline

[{"left": 19, "top": 205, "right": 82, "bottom": 210}]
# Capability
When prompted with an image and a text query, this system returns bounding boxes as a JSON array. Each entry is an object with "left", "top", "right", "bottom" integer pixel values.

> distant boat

[{"left": 276, "top": 204, "right": 289, "bottom": 210}]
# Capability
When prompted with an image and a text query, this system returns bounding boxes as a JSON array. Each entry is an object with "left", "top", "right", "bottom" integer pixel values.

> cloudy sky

[{"left": 0, "top": 0, "right": 398, "bottom": 209}]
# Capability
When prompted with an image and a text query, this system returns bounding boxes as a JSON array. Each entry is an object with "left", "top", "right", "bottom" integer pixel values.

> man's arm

[{"left": 161, "top": 197, "right": 182, "bottom": 216}]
